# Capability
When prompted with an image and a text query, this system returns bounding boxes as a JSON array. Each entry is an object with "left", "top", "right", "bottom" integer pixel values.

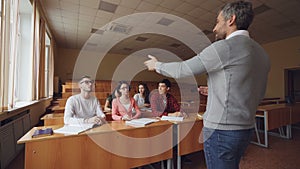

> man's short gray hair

[{"left": 221, "top": 1, "right": 254, "bottom": 30}]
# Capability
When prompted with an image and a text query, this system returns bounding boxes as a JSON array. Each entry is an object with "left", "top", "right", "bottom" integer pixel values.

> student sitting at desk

[
  {"left": 150, "top": 79, "right": 186, "bottom": 117},
  {"left": 112, "top": 81, "right": 141, "bottom": 121},
  {"left": 133, "top": 82, "right": 151, "bottom": 110},
  {"left": 104, "top": 87, "right": 119, "bottom": 112},
  {"left": 64, "top": 75, "right": 106, "bottom": 125}
]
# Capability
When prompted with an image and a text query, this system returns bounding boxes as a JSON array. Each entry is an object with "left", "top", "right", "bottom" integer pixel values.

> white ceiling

[{"left": 40, "top": 0, "right": 300, "bottom": 57}]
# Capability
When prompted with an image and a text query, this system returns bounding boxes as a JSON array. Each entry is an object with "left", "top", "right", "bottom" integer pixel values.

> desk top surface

[
  {"left": 51, "top": 106, "right": 65, "bottom": 110},
  {"left": 41, "top": 113, "right": 64, "bottom": 120},
  {"left": 17, "top": 120, "right": 173, "bottom": 144},
  {"left": 257, "top": 103, "right": 291, "bottom": 111},
  {"left": 18, "top": 114, "right": 203, "bottom": 144}
]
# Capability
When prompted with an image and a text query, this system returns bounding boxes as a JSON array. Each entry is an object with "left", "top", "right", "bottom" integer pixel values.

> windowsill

[
  {"left": 0, "top": 96, "right": 53, "bottom": 115},
  {"left": 14, "top": 100, "right": 38, "bottom": 109}
]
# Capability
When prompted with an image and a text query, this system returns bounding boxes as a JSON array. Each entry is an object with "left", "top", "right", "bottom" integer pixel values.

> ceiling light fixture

[
  {"left": 253, "top": 4, "right": 271, "bottom": 15},
  {"left": 107, "top": 22, "right": 132, "bottom": 34},
  {"left": 170, "top": 43, "right": 181, "bottom": 48},
  {"left": 98, "top": 1, "right": 118, "bottom": 13},
  {"left": 135, "top": 37, "right": 149, "bottom": 41},
  {"left": 91, "top": 28, "right": 105, "bottom": 34},
  {"left": 157, "top": 17, "right": 175, "bottom": 26}
]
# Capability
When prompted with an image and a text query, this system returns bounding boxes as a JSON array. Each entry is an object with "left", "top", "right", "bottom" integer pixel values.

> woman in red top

[{"left": 112, "top": 81, "right": 141, "bottom": 121}]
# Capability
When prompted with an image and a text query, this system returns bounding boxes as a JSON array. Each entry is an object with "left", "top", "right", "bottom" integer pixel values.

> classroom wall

[
  {"left": 54, "top": 48, "right": 80, "bottom": 82},
  {"left": 55, "top": 36, "right": 300, "bottom": 98},
  {"left": 54, "top": 47, "right": 206, "bottom": 85},
  {"left": 29, "top": 98, "right": 52, "bottom": 126},
  {"left": 262, "top": 35, "right": 300, "bottom": 98}
]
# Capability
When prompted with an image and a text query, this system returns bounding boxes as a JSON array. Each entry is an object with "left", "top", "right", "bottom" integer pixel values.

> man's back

[{"left": 203, "top": 35, "right": 270, "bottom": 130}]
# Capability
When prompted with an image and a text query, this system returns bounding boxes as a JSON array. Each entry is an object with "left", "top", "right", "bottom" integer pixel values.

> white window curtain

[
  {"left": 0, "top": 0, "right": 20, "bottom": 110},
  {"left": 32, "top": 0, "right": 40, "bottom": 101},
  {"left": 38, "top": 17, "right": 45, "bottom": 99},
  {"left": 0, "top": 0, "right": 8, "bottom": 110},
  {"left": 7, "top": 0, "right": 20, "bottom": 108},
  {"left": 15, "top": 2, "right": 34, "bottom": 102},
  {"left": 48, "top": 39, "right": 54, "bottom": 97}
]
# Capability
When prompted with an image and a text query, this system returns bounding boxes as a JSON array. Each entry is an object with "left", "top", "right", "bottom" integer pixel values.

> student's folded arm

[
  {"left": 132, "top": 100, "right": 141, "bottom": 119},
  {"left": 161, "top": 112, "right": 168, "bottom": 117},
  {"left": 150, "top": 103, "right": 161, "bottom": 117},
  {"left": 64, "top": 111, "right": 87, "bottom": 125},
  {"left": 64, "top": 98, "right": 84, "bottom": 125},
  {"left": 111, "top": 99, "right": 122, "bottom": 120},
  {"left": 173, "top": 97, "right": 181, "bottom": 112},
  {"left": 96, "top": 105, "right": 106, "bottom": 118},
  {"left": 104, "top": 100, "right": 111, "bottom": 111}
]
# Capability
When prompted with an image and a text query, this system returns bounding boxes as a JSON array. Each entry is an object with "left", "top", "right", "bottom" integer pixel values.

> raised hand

[{"left": 144, "top": 55, "right": 158, "bottom": 71}]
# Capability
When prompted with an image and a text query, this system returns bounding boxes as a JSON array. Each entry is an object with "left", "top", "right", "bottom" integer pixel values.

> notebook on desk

[
  {"left": 161, "top": 116, "right": 184, "bottom": 122},
  {"left": 125, "top": 118, "right": 159, "bottom": 127},
  {"left": 32, "top": 128, "right": 53, "bottom": 138},
  {"left": 54, "top": 123, "right": 99, "bottom": 135}
]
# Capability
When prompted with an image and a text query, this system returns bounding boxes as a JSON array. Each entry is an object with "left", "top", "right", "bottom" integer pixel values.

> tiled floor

[{"left": 7, "top": 127, "right": 300, "bottom": 169}]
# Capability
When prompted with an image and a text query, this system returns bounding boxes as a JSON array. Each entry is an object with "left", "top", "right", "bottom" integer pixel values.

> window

[
  {"left": 14, "top": 0, "right": 34, "bottom": 102},
  {"left": 1, "top": 0, "right": 54, "bottom": 109},
  {"left": 0, "top": 0, "right": 3, "bottom": 109},
  {"left": 0, "top": 0, "right": 2, "bottom": 30},
  {"left": 45, "top": 32, "right": 50, "bottom": 97},
  {"left": 6, "top": 0, "right": 21, "bottom": 108}
]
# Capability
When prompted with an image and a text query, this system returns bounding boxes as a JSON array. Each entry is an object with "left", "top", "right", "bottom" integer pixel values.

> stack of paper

[{"left": 125, "top": 118, "right": 159, "bottom": 127}]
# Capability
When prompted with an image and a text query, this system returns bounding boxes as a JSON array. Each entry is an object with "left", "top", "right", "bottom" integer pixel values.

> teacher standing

[{"left": 144, "top": 1, "right": 270, "bottom": 168}]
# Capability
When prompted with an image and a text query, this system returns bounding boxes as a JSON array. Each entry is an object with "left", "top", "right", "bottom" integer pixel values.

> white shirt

[
  {"left": 226, "top": 30, "right": 249, "bottom": 39},
  {"left": 64, "top": 94, "right": 105, "bottom": 125},
  {"left": 133, "top": 93, "right": 145, "bottom": 107}
]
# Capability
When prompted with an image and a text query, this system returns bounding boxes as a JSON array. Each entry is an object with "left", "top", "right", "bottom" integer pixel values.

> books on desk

[
  {"left": 161, "top": 116, "right": 184, "bottom": 122},
  {"left": 54, "top": 123, "right": 99, "bottom": 135},
  {"left": 125, "top": 118, "right": 159, "bottom": 127},
  {"left": 32, "top": 128, "right": 53, "bottom": 138}
]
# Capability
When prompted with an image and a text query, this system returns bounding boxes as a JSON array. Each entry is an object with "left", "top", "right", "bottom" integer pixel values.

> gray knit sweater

[{"left": 156, "top": 34, "right": 270, "bottom": 130}]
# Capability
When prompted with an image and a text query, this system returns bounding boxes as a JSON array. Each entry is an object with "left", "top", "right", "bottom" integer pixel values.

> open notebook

[
  {"left": 125, "top": 118, "right": 159, "bottom": 127},
  {"left": 54, "top": 123, "right": 99, "bottom": 135},
  {"left": 161, "top": 116, "right": 184, "bottom": 122}
]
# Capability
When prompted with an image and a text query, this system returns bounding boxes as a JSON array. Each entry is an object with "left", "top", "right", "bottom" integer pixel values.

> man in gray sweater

[{"left": 144, "top": 1, "right": 270, "bottom": 168}]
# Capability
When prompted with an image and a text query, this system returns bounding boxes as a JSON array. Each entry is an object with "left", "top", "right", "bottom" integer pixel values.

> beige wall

[
  {"left": 262, "top": 36, "right": 300, "bottom": 98},
  {"left": 29, "top": 98, "right": 52, "bottom": 126},
  {"left": 55, "top": 48, "right": 206, "bottom": 85},
  {"left": 54, "top": 48, "right": 80, "bottom": 82},
  {"left": 55, "top": 36, "right": 300, "bottom": 98}
]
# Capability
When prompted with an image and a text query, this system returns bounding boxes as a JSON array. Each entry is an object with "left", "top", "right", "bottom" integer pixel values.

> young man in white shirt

[{"left": 64, "top": 75, "right": 106, "bottom": 125}]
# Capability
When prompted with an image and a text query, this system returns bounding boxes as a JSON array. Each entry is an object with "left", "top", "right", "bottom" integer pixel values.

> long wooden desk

[
  {"left": 177, "top": 117, "right": 203, "bottom": 155},
  {"left": 253, "top": 104, "right": 292, "bottom": 147},
  {"left": 18, "top": 121, "right": 173, "bottom": 169},
  {"left": 175, "top": 114, "right": 204, "bottom": 169},
  {"left": 51, "top": 106, "right": 65, "bottom": 113},
  {"left": 41, "top": 112, "right": 114, "bottom": 125},
  {"left": 41, "top": 113, "right": 64, "bottom": 125},
  {"left": 291, "top": 102, "right": 300, "bottom": 124}
]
